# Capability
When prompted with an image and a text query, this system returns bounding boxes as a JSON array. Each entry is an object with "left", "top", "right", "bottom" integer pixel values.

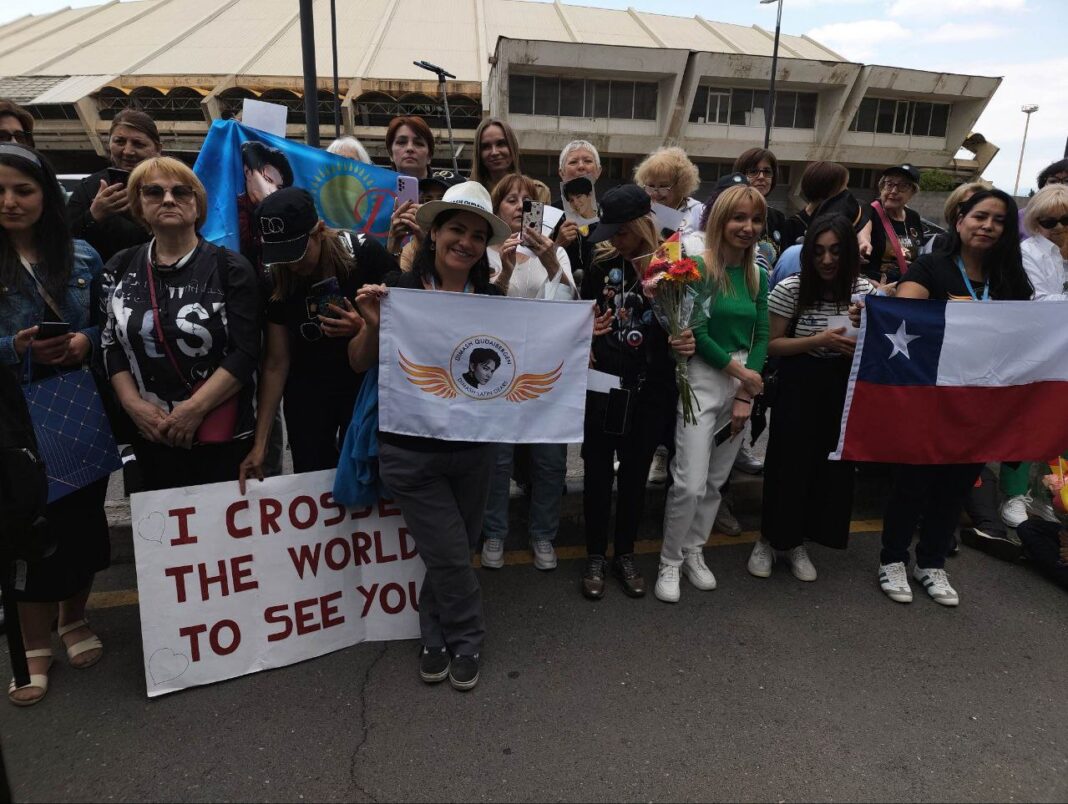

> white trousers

[{"left": 660, "top": 351, "right": 748, "bottom": 565}]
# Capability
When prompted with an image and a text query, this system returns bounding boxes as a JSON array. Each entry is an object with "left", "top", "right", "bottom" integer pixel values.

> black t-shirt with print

[
  {"left": 101, "top": 240, "right": 262, "bottom": 439},
  {"left": 264, "top": 232, "right": 392, "bottom": 396},
  {"left": 867, "top": 206, "right": 923, "bottom": 285},
  {"left": 902, "top": 252, "right": 989, "bottom": 301}
]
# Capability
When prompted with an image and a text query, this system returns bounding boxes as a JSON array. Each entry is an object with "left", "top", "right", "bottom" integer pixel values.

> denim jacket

[{"left": 0, "top": 239, "right": 105, "bottom": 368}]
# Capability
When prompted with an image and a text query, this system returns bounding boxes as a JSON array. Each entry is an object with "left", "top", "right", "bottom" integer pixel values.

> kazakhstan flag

[{"left": 193, "top": 119, "right": 398, "bottom": 253}]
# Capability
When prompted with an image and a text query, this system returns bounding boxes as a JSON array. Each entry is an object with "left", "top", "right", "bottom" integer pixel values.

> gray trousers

[{"left": 378, "top": 441, "right": 495, "bottom": 656}]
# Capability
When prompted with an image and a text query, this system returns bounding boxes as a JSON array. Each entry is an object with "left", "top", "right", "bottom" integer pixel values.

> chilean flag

[{"left": 831, "top": 296, "right": 1068, "bottom": 464}]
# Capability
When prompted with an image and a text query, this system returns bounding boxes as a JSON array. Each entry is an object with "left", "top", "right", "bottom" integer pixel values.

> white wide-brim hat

[{"left": 415, "top": 180, "right": 511, "bottom": 246}]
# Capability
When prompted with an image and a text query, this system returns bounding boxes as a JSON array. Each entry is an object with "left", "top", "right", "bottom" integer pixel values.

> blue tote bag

[{"left": 20, "top": 353, "right": 121, "bottom": 503}]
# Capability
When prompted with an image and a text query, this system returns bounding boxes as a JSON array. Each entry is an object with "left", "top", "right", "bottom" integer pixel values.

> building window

[
  {"left": 508, "top": 74, "right": 534, "bottom": 116},
  {"left": 848, "top": 167, "right": 880, "bottom": 190},
  {"left": 689, "top": 87, "right": 815, "bottom": 129},
  {"left": 509, "top": 74, "right": 657, "bottom": 121},
  {"left": 850, "top": 98, "right": 950, "bottom": 138}
]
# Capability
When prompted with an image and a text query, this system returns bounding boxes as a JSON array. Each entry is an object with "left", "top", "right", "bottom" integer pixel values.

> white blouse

[{"left": 488, "top": 246, "right": 575, "bottom": 300}]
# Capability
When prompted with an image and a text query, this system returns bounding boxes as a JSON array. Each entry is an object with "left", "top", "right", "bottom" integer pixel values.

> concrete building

[{"left": 0, "top": 0, "right": 1001, "bottom": 205}]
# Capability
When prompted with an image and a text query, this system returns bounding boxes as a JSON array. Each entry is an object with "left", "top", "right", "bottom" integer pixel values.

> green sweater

[{"left": 692, "top": 258, "right": 769, "bottom": 373}]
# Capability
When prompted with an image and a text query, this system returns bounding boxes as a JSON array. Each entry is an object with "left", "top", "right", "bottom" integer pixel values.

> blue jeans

[{"left": 483, "top": 443, "right": 568, "bottom": 544}]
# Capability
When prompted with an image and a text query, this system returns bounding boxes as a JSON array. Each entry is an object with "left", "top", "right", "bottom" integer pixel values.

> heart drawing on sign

[
  {"left": 136, "top": 511, "right": 166, "bottom": 544},
  {"left": 148, "top": 648, "right": 190, "bottom": 686}
]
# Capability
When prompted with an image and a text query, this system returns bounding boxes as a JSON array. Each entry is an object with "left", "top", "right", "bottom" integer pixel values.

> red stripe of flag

[{"left": 839, "top": 381, "right": 1068, "bottom": 464}]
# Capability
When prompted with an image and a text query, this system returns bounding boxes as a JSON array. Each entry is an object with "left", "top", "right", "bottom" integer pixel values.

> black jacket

[{"left": 67, "top": 168, "right": 151, "bottom": 263}]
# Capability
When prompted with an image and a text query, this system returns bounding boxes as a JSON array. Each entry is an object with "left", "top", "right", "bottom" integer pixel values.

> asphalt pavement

[{"left": 2, "top": 525, "right": 1066, "bottom": 803}]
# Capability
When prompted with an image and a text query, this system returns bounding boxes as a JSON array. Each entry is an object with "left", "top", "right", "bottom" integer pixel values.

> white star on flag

[{"left": 885, "top": 320, "right": 920, "bottom": 360}]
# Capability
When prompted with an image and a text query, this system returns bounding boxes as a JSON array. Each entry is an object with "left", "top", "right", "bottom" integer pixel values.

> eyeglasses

[
  {"left": 1037, "top": 215, "right": 1068, "bottom": 230},
  {"left": 140, "top": 184, "right": 195, "bottom": 203},
  {"left": 879, "top": 181, "right": 913, "bottom": 193},
  {"left": 642, "top": 183, "right": 675, "bottom": 194},
  {"left": 745, "top": 168, "right": 774, "bottom": 179},
  {"left": 1045, "top": 176, "right": 1068, "bottom": 186},
  {"left": 0, "top": 130, "right": 32, "bottom": 146}
]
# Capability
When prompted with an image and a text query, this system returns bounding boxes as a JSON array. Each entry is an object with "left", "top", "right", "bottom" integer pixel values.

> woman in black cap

[
  {"left": 868, "top": 164, "right": 924, "bottom": 289},
  {"left": 578, "top": 184, "right": 694, "bottom": 601},
  {"left": 347, "top": 181, "right": 513, "bottom": 692},
  {"left": 238, "top": 187, "right": 393, "bottom": 489}
]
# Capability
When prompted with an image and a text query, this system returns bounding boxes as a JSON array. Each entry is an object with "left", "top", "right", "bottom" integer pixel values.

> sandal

[
  {"left": 57, "top": 619, "right": 103, "bottom": 669},
  {"left": 8, "top": 649, "right": 53, "bottom": 707}
]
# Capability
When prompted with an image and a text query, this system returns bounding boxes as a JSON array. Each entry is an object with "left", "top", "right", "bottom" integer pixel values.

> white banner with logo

[
  {"left": 379, "top": 288, "right": 592, "bottom": 443},
  {"left": 131, "top": 469, "right": 422, "bottom": 697}
]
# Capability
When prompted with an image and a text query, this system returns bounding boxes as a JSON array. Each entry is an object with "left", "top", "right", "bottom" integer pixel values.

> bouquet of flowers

[
  {"left": 1037, "top": 457, "right": 1068, "bottom": 567},
  {"left": 642, "top": 232, "right": 702, "bottom": 425}
]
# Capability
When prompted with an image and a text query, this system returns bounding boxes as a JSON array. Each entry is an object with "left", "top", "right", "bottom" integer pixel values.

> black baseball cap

[
  {"left": 880, "top": 163, "right": 921, "bottom": 185},
  {"left": 586, "top": 184, "right": 651, "bottom": 243},
  {"left": 419, "top": 169, "right": 464, "bottom": 192},
  {"left": 255, "top": 187, "right": 320, "bottom": 266},
  {"left": 715, "top": 172, "right": 749, "bottom": 191}
]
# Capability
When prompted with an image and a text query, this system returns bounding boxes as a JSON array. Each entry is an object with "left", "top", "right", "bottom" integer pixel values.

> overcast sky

[{"left": 5, "top": 0, "right": 1064, "bottom": 193}]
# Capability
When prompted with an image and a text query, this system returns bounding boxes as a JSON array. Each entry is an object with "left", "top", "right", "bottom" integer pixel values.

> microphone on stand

[{"left": 413, "top": 60, "right": 459, "bottom": 172}]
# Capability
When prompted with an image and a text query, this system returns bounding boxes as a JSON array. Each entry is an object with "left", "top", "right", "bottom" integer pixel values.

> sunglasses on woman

[
  {"left": 0, "top": 130, "right": 32, "bottom": 145},
  {"left": 140, "top": 184, "right": 196, "bottom": 203},
  {"left": 1037, "top": 215, "right": 1068, "bottom": 230}
]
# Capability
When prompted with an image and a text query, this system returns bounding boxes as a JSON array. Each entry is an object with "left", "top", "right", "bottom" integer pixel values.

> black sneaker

[
  {"left": 449, "top": 654, "right": 480, "bottom": 691},
  {"left": 582, "top": 555, "right": 607, "bottom": 600},
  {"left": 960, "top": 528, "right": 1023, "bottom": 562},
  {"left": 419, "top": 646, "right": 449, "bottom": 684},
  {"left": 611, "top": 553, "right": 646, "bottom": 598}
]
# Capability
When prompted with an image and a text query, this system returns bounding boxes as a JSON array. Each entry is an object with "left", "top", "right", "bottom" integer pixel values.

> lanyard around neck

[
  {"left": 955, "top": 256, "right": 989, "bottom": 302},
  {"left": 429, "top": 275, "right": 473, "bottom": 294}
]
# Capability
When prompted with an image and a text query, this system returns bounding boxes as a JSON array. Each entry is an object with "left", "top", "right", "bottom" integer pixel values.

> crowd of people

[{"left": 2, "top": 95, "right": 1066, "bottom": 701}]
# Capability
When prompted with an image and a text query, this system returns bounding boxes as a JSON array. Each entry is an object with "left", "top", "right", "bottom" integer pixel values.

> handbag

[
  {"left": 145, "top": 248, "right": 239, "bottom": 444},
  {"left": 20, "top": 350, "right": 122, "bottom": 503},
  {"left": 870, "top": 200, "right": 909, "bottom": 280}
]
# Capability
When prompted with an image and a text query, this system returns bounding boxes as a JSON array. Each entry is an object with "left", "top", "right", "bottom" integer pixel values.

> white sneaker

[
  {"left": 734, "top": 445, "right": 764, "bottom": 475},
  {"left": 530, "top": 539, "right": 557, "bottom": 571},
  {"left": 648, "top": 446, "right": 669, "bottom": 485},
  {"left": 878, "top": 562, "right": 913, "bottom": 603},
  {"left": 786, "top": 545, "right": 817, "bottom": 582},
  {"left": 1000, "top": 494, "right": 1030, "bottom": 528},
  {"left": 654, "top": 563, "right": 680, "bottom": 603},
  {"left": 681, "top": 550, "right": 717, "bottom": 590},
  {"left": 747, "top": 538, "right": 774, "bottom": 578},
  {"left": 481, "top": 537, "right": 505, "bottom": 569},
  {"left": 913, "top": 566, "right": 959, "bottom": 607}
]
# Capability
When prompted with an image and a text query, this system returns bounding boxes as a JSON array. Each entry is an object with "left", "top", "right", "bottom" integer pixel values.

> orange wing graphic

[
  {"left": 399, "top": 352, "right": 458, "bottom": 399},
  {"left": 504, "top": 362, "right": 563, "bottom": 402}
]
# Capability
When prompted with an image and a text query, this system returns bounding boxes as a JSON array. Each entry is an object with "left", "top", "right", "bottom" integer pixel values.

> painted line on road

[{"left": 87, "top": 519, "right": 884, "bottom": 611}]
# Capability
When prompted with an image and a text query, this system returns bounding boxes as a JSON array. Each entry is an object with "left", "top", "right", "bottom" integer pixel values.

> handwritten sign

[{"left": 131, "top": 469, "right": 423, "bottom": 697}]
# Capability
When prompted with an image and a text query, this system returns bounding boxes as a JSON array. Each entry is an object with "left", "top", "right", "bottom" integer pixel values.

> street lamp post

[
  {"left": 1014, "top": 104, "right": 1039, "bottom": 196},
  {"left": 760, "top": 0, "right": 783, "bottom": 149}
]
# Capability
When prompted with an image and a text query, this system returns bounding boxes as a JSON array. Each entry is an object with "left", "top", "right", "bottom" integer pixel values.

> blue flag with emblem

[{"left": 193, "top": 119, "right": 399, "bottom": 254}]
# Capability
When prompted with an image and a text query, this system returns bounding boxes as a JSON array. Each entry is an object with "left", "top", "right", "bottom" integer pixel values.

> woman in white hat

[{"left": 347, "top": 181, "right": 510, "bottom": 692}]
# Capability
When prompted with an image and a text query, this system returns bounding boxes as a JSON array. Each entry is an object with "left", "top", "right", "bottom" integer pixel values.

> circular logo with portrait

[{"left": 451, "top": 335, "right": 516, "bottom": 400}]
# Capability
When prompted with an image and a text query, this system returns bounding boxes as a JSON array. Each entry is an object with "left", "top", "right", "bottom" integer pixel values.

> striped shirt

[{"left": 768, "top": 274, "right": 875, "bottom": 358}]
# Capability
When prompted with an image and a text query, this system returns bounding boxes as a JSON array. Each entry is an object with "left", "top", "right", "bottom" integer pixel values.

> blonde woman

[
  {"left": 634, "top": 146, "right": 703, "bottom": 236},
  {"left": 656, "top": 185, "right": 769, "bottom": 603}
]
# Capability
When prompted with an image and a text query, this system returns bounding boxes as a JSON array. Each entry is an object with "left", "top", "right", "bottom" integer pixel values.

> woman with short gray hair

[{"left": 326, "top": 136, "right": 371, "bottom": 164}]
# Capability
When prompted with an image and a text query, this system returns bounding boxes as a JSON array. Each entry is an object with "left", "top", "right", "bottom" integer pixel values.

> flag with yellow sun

[{"left": 194, "top": 119, "right": 399, "bottom": 255}]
